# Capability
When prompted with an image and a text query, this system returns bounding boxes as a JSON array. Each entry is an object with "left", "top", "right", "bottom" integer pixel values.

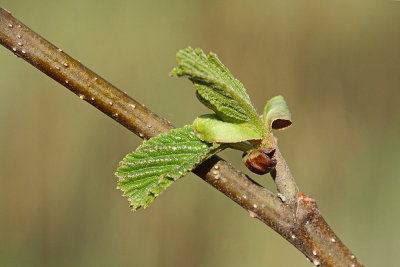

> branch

[
  {"left": 271, "top": 135, "right": 299, "bottom": 203},
  {"left": 0, "top": 8, "right": 362, "bottom": 266}
]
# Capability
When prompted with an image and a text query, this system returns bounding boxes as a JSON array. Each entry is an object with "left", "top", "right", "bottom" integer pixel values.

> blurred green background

[{"left": 1, "top": 1, "right": 399, "bottom": 266}]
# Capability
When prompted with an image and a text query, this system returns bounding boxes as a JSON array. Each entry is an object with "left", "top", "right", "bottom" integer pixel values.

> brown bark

[{"left": 0, "top": 8, "right": 362, "bottom": 266}]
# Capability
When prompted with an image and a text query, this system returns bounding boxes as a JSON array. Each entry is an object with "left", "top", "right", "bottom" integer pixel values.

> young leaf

[
  {"left": 194, "top": 114, "right": 262, "bottom": 143},
  {"left": 171, "top": 47, "right": 263, "bottom": 136},
  {"left": 263, "top": 95, "right": 292, "bottom": 132},
  {"left": 115, "top": 126, "right": 223, "bottom": 211}
]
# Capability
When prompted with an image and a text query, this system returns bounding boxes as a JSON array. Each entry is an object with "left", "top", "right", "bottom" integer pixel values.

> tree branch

[{"left": 0, "top": 8, "right": 362, "bottom": 266}]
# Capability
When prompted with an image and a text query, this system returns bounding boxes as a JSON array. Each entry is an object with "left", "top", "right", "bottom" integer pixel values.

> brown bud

[{"left": 242, "top": 148, "right": 277, "bottom": 175}]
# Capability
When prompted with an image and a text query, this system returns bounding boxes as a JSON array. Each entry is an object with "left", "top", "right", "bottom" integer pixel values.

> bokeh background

[{"left": 1, "top": 1, "right": 399, "bottom": 266}]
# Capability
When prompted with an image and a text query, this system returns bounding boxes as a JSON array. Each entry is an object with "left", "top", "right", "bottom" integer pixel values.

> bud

[{"left": 242, "top": 148, "right": 277, "bottom": 175}]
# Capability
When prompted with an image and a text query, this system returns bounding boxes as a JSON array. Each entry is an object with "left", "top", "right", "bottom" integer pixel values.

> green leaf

[
  {"left": 262, "top": 95, "right": 292, "bottom": 132},
  {"left": 194, "top": 114, "right": 262, "bottom": 143},
  {"left": 115, "top": 126, "right": 223, "bottom": 211},
  {"left": 171, "top": 47, "right": 263, "bottom": 135}
]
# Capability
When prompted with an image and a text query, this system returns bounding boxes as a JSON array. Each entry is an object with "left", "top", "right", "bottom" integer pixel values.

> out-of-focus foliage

[{"left": 0, "top": 1, "right": 399, "bottom": 266}]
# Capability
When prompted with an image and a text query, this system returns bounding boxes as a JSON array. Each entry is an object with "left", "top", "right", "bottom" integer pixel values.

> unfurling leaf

[
  {"left": 171, "top": 47, "right": 263, "bottom": 137},
  {"left": 263, "top": 95, "right": 292, "bottom": 132},
  {"left": 193, "top": 114, "right": 262, "bottom": 143},
  {"left": 115, "top": 126, "right": 223, "bottom": 211}
]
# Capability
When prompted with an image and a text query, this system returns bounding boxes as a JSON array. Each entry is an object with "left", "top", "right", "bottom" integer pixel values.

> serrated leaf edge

[
  {"left": 171, "top": 47, "right": 263, "bottom": 136},
  {"left": 115, "top": 126, "right": 223, "bottom": 211}
]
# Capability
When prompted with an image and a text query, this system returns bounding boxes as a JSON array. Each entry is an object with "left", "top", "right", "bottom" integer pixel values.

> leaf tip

[
  {"left": 263, "top": 95, "right": 292, "bottom": 132},
  {"left": 169, "top": 67, "right": 180, "bottom": 77},
  {"left": 272, "top": 118, "right": 292, "bottom": 130}
]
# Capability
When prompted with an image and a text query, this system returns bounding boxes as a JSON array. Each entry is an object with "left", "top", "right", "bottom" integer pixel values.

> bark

[{"left": 0, "top": 8, "right": 362, "bottom": 266}]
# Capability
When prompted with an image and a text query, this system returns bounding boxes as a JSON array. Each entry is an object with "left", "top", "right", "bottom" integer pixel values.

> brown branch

[{"left": 0, "top": 8, "right": 363, "bottom": 267}]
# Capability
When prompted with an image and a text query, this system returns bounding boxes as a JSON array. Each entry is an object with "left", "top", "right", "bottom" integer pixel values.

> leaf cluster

[{"left": 116, "top": 47, "right": 292, "bottom": 211}]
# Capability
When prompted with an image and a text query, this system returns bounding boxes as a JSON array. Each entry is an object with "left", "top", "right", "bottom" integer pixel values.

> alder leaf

[
  {"left": 263, "top": 95, "right": 292, "bottom": 132},
  {"left": 115, "top": 126, "right": 223, "bottom": 211},
  {"left": 193, "top": 114, "right": 262, "bottom": 143},
  {"left": 171, "top": 47, "right": 263, "bottom": 136}
]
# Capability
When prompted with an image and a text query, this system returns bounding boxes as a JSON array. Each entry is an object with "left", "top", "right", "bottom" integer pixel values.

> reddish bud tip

[{"left": 242, "top": 148, "right": 277, "bottom": 175}]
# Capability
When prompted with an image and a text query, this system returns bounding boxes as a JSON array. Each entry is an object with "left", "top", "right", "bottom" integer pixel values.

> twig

[
  {"left": 0, "top": 8, "right": 363, "bottom": 266},
  {"left": 271, "top": 135, "right": 299, "bottom": 203}
]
